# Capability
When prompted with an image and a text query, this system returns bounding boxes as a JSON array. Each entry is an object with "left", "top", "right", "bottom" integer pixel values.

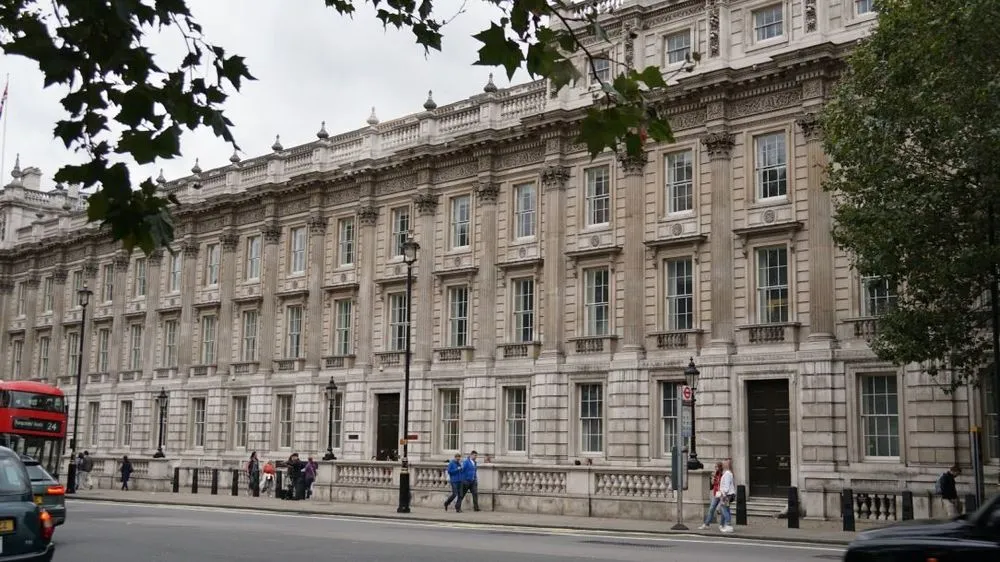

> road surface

[{"left": 55, "top": 500, "right": 845, "bottom": 562}]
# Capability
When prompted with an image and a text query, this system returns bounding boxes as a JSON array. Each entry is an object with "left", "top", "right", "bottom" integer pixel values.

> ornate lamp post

[
  {"left": 397, "top": 236, "right": 419, "bottom": 514},
  {"left": 153, "top": 388, "right": 168, "bottom": 458},
  {"left": 66, "top": 283, "right": 92, "bottom": 494},
  {"left": 323, "top": 377, "right": 338, "bottom": 461},
  {"left": 685, "top": 358, "right": 704, "bottom": 470}
]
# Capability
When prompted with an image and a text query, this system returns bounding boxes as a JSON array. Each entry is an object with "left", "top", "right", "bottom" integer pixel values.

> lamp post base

[
  {"left": 152, "top": 448, "right": 165, "bottom": 459},
  {"left": 671, "top": 522, "right": 689, "bottom": 531},
  {"left": 66, "top": 462, "right": 78, "bottom": 495},
  {"left": 397, "top": 469, "right": 411, "bottom": 513},
  {"left": 322, "top": 450, "right": 337, "bottom": 461}
]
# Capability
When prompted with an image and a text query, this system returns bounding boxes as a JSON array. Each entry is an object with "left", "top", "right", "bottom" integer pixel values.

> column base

[
  {"left": 801, "top": 334, "right": 839, "bottom": 351},
  {"left": 703, "top": 339, "right": 735, "bottom": 355}
]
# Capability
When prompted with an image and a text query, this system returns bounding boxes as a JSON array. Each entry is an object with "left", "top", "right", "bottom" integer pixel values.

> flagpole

[{"left": 1, "top": 74, "right": 8, "bottom": 179}]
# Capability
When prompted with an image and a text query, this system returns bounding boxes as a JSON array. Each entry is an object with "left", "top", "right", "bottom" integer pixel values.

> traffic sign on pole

[{"left": 681, "top": 385, "right": 693, "bottom": 403}]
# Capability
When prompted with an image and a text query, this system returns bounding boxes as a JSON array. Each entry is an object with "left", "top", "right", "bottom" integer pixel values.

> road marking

[{"left": 68, "top": 499, "right": 844, "bottom": 553}]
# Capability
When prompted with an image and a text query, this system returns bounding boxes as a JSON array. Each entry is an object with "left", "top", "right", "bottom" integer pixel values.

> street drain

[{"left": 580, "top": 540, "right": 671, "bottom": 549}]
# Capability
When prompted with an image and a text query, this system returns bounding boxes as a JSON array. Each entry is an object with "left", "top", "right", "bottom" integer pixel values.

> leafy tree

[
  {"left": 0, "top": 0, "right": 691, "bottom": 254},
  {"left": 822, "top": 0, "right": 1000, "bottom": 388}
]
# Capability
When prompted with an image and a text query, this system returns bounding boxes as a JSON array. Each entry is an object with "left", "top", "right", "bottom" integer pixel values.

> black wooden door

[
  {"left": 746, "top": 379, "right": 791, "bottom": 497},
  {"left": 375, "top": 393, "right": 400, "bottom": 461}
]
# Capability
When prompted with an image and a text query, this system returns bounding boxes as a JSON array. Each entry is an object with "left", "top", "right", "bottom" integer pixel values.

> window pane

[
  {"left": 755, "top": 132, "right": 787, "bottom": 199},
  {"left": 860, "top": 375, "right": 900, "bottom": 457}
]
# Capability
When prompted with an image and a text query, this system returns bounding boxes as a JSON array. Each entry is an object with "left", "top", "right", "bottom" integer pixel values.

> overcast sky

[{"left": 0, "top": 0, "right": 528, "bottom": 191}]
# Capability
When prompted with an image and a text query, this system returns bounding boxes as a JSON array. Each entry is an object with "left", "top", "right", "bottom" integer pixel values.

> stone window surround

[
  {"left": 286, "top": 224, "right": 308, "bottom": 277},
  {"left": 588, "top": 52, "right": 613, "bottom": 87},
  {"left": 272, "top": 390, "right": 296, "bottom": 451},
  {"left": 745, "top": 123, "right": 794, "bottom": 206},
  {"left": 844, "top": 0, "right": 878, "bottom": 28},
  {"left": 661, "top": 24, "right": 695, "bottom": 68},
  {"left": 744, "top": 0, "right": 790, "bottom": 53},
  {"left": 243, "top": 234, "right": 262, "bottom": 281},
  {"left": 575, "top": 254, "right": 616, "bottom": 339},
  {"left": 656, "top": 141, "right": 700, "bottom": 219},
  {"left": 388, "top": 205, "right": 412, "bottom": 261},
  {"left": 432, "top": 381, "right": 463, "bottom": 456},
  {"left": 117, "top": 398, "right": 134, "bottom": 448},
  {"left": 326, "top": 285, "right": 357, "bottom": 356},
  {"left": 728, "top": 370, "right": 799, "bottom": 491},
  {"left": 383, "top": 286, "right": 408, "bottom": 353},
  {"left": 507, "top": 175, "right": 538, "bottom": 243},
  {"left": 320, "top": 388, "right": 345, "bottom": 452},
  {"left": 159, "top": 314, "right": 180, "bottom": 369},
  {"left": 493, "top": 376, "right": 532, "bottom": 460},
  {"left": 447, "top": 192, "right": 473, "bottom": 252},
  {"left": 647, "top": 372, "right": 688, "bottom": 465},
  {"left": 568, "top": 372, "right": 608, "bottom": 460},
  {"left": 743, "top": 235, "right": 798, "bottom": 325},
  {"left": 580, "top": 159, "right": 615, "bottom": 231},
  {"left": 444, "top": 283, "right": 471, "bottom": 348},
  {"left": 656, "top": 248, "right": 700, "bottom": 332},
  {"left": 132, "top": 257, "right": 147, "bottom": 299},
  {"left": 977, "top": 382, "right": 999, "bottom": 463},
  {"left": 843, "top": 362, "right": 908, "bottom": 466},
  {"left": 203, "top": 242, "right": 221, "bottom": 287},
  {"left": 506, "top": 272, "right": 538, "bottom": 344},
  {"left": 229, "top": 393, "right": 251, "bottom": 452},
  {"left": 187, "top": 394, "right": 208, "bottom": 450},
  {"left": 335, "top": 216, "right": 355, "bottom": 268}
]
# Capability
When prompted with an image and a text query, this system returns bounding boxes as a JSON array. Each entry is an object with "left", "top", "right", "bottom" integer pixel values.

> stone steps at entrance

[{"left": 746, "top": 497, "right": 788, "bottom": 518}]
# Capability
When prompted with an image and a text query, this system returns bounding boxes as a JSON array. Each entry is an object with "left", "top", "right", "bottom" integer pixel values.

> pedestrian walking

[
  {"left": 698, "top": 462, "right": 724, "bottom": 530},
  {"left": 443, "top": 453, "right": 464, "bottom": 512},
  {"left": 461, "top": 450, "right": 480, "bottom": 512},
  {"left": 80, "top": 451, "right": 93, "bottom": 490},
  {"left": 247, "top": 451, "right": 261, "bottom": 496},
  {"left": 935, "top": 465, "right": 961, "bottom": 517},
  {"left": 120, "top": 455, "right": 133, "bottom": 491},
  {"left": 717, "top": 459, "right": 736, "bottom": 533},
  {"left": 286, "top": 453, "right": 306, "bottom": 500},
  {"left": 74, "top": 453, "right": 85, "bottom": 491},
  {"left": 261, "top": 460, "right": 275, "bottom": 496},
  {"left": 304, "top": 457, "right": 317, "bottom": 499}
]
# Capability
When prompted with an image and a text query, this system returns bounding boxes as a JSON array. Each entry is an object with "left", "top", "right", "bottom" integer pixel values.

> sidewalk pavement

[{"left": 71, "top": 489, "right": 862, "bottom": 546}]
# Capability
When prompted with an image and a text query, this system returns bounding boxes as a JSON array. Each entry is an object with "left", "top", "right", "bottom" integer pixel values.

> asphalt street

[{"left": 54, "top": 500, "right": 845, "bottom": 562}]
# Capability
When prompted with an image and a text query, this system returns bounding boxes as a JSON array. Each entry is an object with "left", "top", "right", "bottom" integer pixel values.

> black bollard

[
  {"left": 275, "top": 472, "right": 284, "bottom": 500},
  {"left": 191, "top": 468, "right": 199, "bottom": 494},
  {"left": 787, "top": 486, "right": 800, "bottom": 529},
  {"left": 172, "top": 467, "right": 180, "bottom": 493},
  {"left": 965, "top": 493, "right": 978, "bottom": 514},
  {"left": 842, "top": 488, "right": 855, "bottom": 532},
  {"left": 901, "top": 491, "right": 914, "bottom": 521},
  {"left": 231, "top": 469, "right": 240, "bottom": 496},
  {"left": 736, "top": 485, "right": 748, "bottom": 526},
  {"left": 211, "top": 469, "right": 219, "bottom": 495}
]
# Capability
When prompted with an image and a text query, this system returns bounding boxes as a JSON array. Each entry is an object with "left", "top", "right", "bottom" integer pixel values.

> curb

[{"left": 68, "top": 495, "right": 852, "bottom": 546}]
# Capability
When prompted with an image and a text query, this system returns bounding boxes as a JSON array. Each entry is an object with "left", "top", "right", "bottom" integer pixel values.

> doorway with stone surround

[
  {"left": 374, "top": 393, "right": 400, "bottom": 461},
  {"left": 746, "top": 379, "right": 792, "bottom": 498}
]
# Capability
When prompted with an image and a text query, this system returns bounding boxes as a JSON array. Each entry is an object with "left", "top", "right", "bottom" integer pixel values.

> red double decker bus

[{"left": 0, "top": 380, "right": 67, "bottom": 477}]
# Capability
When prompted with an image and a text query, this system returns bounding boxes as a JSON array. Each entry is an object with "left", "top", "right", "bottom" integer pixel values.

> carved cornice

[
  {"left": 220, "top": 229, "right": 240, "bottom": 251},
  {"left": 476, "top": 181, "right": 500, "bottom": 204},
  {"left": 701, "top": 131, "right": 736, "bottom": 160},
  {"left": 358, "top": 205, "right": 379, "bottom": 227},
  {"left": 262, "top": 221, "right": 282, "bottom": 244},
  {"left": 796, "top": 113, "right": 823, "bottom": 142},
  {"left": 617, "top": 152, "right": 649, "bottom": 177},
  {"left": 541, "top": 165, "right": 571, "bottom": 191},
  {"left": 414, "top": 192, "right": 440, "bottom": 216},
  {"left": 52, "top": 267, "right": 68, "bottom": 284},
  {"left": 307, "top": 213, "right": 327, "bottom": 235}
]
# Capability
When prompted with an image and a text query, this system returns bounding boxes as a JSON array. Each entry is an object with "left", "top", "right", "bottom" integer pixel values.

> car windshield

[
  {"left": 24, "top": 464, "right": 52, "bottom": 482},
  {"left": 0, "top": 458, "right": 30, "bottom": 495}
]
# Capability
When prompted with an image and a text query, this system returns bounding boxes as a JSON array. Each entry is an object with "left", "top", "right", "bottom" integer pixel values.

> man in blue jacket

[
  {"left": 444, "top": 452, "right": 465, "bottom": 512},
  {"left": 462, "top": 450, "right": 480, "bottom": 512}
]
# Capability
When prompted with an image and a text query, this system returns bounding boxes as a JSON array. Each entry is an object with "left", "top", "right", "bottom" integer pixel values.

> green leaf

[{"left": 472, "top": 23, "right": 524, "bottom": 79}]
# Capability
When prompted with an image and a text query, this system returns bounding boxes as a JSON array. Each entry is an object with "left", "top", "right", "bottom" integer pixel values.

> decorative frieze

[
  {"left": 236, "top": 206, "right": 266, "bottom": 225},
  {"left": 414, "top": 192, "right": 440, "bottom": 216},
  {"left": 326, "top": 188, "right": 359, "bottom": 206},
  {"left": 500, "top": 147, "right": 544, "bottom": 169},
  {"left": 52, "top": 267, "right": 68, "bottom": 284},
  {"left": 434, "top": 161, "right": 477, "bottom": 183},
  {"left": 727, "top": 89, "right": 802, "bottom": 119},
  {"left": 475, "top": 181, "right": 500, "bottom": 204},
  {"left": 375, "top": 174, "right": 416, "bottom": 196},
  {"left": 279, "top": 198, "right": 310, "bottom": 216},
  {"left": 541, "top": 166, "right": 571, "bottom": 191},
  {"left": 708, "top": 3, "right": 720, "bottom": 57},
  {"left": 701, "top": 131, "right": 735, "bottom": 160},
  {"left": 358, "top": 205, "right": 379, "bottom": 227}
]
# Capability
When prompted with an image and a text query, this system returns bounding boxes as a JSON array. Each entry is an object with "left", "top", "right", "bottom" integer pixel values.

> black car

[
  {"left": 0, "top": 446, "right": 55, "bottom": 561},
  {"left": 844, "top": 494, "right": 1000, "bottom": 561}
]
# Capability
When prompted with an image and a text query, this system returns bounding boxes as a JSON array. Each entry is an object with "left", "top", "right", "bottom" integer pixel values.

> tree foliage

[
  {"left": 0, "top": 0, "right": 691, "bottom": 254},
  {"left": 822, "top": 0, "right": 1000, "bottom": 388}
]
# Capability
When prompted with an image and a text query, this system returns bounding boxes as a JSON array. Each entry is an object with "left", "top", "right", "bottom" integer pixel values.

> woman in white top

[{"left": 717, "top": 458, "right": 736, "bottom": 533}]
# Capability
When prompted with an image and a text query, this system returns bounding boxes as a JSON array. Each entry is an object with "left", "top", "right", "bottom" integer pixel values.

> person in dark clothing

[
  {"left": 120, "top": 455, "right": 133, "bottom": 491},
  {"left": 461, "top": 450, "right": 480, "bottom": 512},
  {"left": 938, "top": 465, "right": 960, "bottom": 517},
  {"left": 247, "top": 452, "right": 261, "bottom": 496},
  {"left": 286, "top": 454, "right": 306, "bottom": 500}
]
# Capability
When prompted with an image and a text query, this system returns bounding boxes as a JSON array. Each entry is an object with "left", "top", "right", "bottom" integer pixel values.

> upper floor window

[
  {"left": 10, "top": 339, "right": 22, "bottom": 377},
  {"left": 67, "top": 332, "right": 80, "bottom": 376},
  {"left": 391, "top": 207, "right": 410, "bottom": 257},
  {"left": 333, "top": 299, "right": 353, "bottom": 356},
  {"left": 15, "top": 283, "right": 24, "bottom": 316},
  {"left": 856, "top": 0, "right": 874, "bottom": 15},
  {"left": 447, "top": 286, "right": 469, "bottom": 347},
  {"left": 513, "top": 183, "right": 536, "bottom": 239},
  {"left": 102, "top": 264, "right": 114, "bottom": 302},
  {"left": 42, "top": 277, "right": 53, "bottom": 312},
  {"left": 450, "top": 195, "right": 471, "bottom": 249},
  {"left": 387, "top": 292, "right": 408, "bottom": 351},
  {"left": 666, "top": 150, "right": 694, "bottom": 213},
  {"left": 584, "top": 267, "right": 610, "bottom": 336},
  {"left": 665, "top": 30, "right": 691, "bottom": 65},
  {"left": 591, "top": 56, "right": 611, "bottom": 84},
  {"left": 756, "top": 246, "right": 789, "bottom": 324},
  {"left": 72, "top": 270, "right": 83, "bottom": 292},
  {"left": 753, "top": 4, "right": 784, "bottom": 42},
  {"left": 665, "top": 258, "right": 694, "bottom": 331},
  {"left": 861, "top": 275, "right": 896, "bottom": 317},
  {"left": 338, "top": 218, "right": 355, "bottom": 266},
  {"left": 860, "top": 374, "right": 900, "bottom": 458},
  {"left": 133, "top": 258, "right": 147, "bottom": 297},
  {"left": 286, "top": 305, "right": 303, "bottom": 358},
  {"left": 129, "top": 324, "right": 143, "bottom": 370},
  {"left": 162, "top": 320, "right": 178, "bottom": 367},
  {"left": 201, "top": 315, "right": 217, "bottom": 365},
  {"left": 241, "top": 310, "right": 258, "bottom": 362},
  {"left": 754, "top": 132, "right": 787, "bottom": 200},
  {"left": 205, "top": 244, "right": 220, "bottom": 286},
  {"left": 97, "top": 328, "right": 110, "bottom": 372},
  {"left": 585, "top": 166, "right": 611, "bottom": 227},
  {"left": 512, "top": 278, "right": 535, "bottom": 343},
  {"left": 37, "top": 336, "right": 50, "bottom": 378},
  {"left": 289, "top": 227, "right": 307, "bottom": 274},
  {"left": 168, "top": 252, "right": 181, "bottom": 292},
  {"left": 245, "top": 236, "right": 261, "bottom": 280}
]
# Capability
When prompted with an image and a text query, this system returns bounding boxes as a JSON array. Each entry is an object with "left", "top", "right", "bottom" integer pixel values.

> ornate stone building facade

[{"left": 0, "top": 0, "right": 988, "bottom": 515}]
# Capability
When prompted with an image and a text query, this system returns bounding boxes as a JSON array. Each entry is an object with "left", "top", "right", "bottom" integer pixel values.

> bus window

[{"left": 2, "top": 391, "right": 65, "bottom": 413}]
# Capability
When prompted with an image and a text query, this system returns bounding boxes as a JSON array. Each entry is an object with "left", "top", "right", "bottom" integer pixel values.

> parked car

[
  {"left": 18, "top": 457, "right": 64, "bottom": 526},
  {"left": 0, "top": 446, "right": 55, "bottom": 561},
  {"left": 844, "top": 494, "right": 1000, "bottom": 561}
]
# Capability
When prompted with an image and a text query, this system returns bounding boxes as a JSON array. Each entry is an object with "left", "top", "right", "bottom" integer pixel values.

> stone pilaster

[
  {"left": 413, "top": 191, "right": 438, "bottom": 367},
  {"left": 541, "top": 165, "right": 570, "bottom": 357},
  {"left": 218, "top": 232, "right": 239, "bottom": 374},
  {"left": 109, "top": 252, "right": 130, "bottom": 376},
  {"left": 49, "top": 267, "right": 68, "bottom": 383},
  {"left": 355, "top": 205, "right": 379, "bottom": 370},
  {"left": 702, "top": 131, "right": 736, "bottom": 348},
  {"left": 259, "top": 220, "right": 282, "bottom": 376},
  {"left": 306, "top": 211, "right": 327, "bottom": 372},
  {"left": 799, "top": 114, "right": 835, "bottom": 341},
  {"left": 142, "top": 250, "right": 162, "bottom": 378},
  {"left": 0, "top": 278, "right": 13, "bottom": 379},
  {"left": 178, "top": 240, "right": 199, "bottom": 375},
  {"left": 475, "top": 181, "right": 499, "bottom": 361},
  {"left": 21, "top": 273, "right": 40, "bottom": 380},
  {"left": 82, "top": 259, "right": 98, "bottom": 374},
  {"left": 618, "top": 151, "right": 649, "bottom": 352}
]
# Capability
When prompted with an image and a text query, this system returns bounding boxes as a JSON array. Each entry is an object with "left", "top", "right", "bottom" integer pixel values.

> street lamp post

[
  {"left": 323, "top": 377, "right": 338, "bottom": 461},
  {"left": 153, "top": 388, "right": 168, "bottom": 458},
  {"left": 66, "top": 283, "right": 92, "bottom": 494},
  {"left": 685, "top": 358, "right": 704, "bottom": 471},
  {"left": 397, "top": 236, "right": 419, "bottom": 514}
]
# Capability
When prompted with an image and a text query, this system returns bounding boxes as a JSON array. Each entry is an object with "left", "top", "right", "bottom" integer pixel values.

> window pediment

[
  {"left": 733, "top": 220, "right": 802, "bottom": 257},
  {"left": 645, "top": 234, "right": 707, "bottom": 260}
]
